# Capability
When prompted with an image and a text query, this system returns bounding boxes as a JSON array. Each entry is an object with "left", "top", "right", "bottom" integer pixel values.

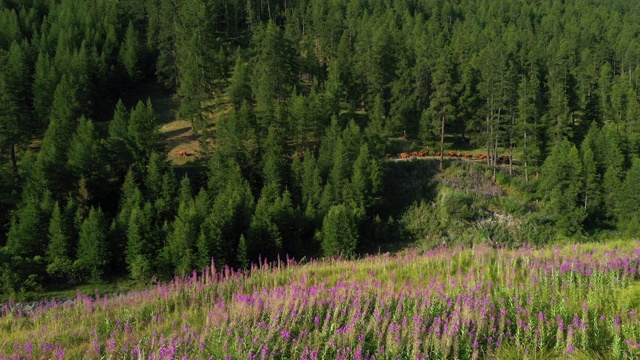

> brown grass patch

[{"left": 160, "top": 120, "right": 206, "bottom": 166}]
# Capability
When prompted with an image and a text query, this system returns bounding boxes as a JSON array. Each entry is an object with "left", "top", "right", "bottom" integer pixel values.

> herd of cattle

[{"left": 387, "top": 150, "right": 511, "bottom": 163}]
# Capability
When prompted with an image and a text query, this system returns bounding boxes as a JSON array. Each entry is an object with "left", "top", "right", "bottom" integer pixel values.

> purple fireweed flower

[{"left": 24, "top": 342, "right": 33, "bottom": 356}]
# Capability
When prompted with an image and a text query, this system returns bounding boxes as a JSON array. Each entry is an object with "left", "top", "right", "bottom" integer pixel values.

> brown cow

[
  {"left": 463, "top": 153, "right": 473, "bottom": 159},
  {"left": 446, "top": 151, "right": 455, "bottom": 157},
  {"left": 176, "top": 150, "right": 187, "bottom": 156},
  {"left": 498, "top": 155, "right": 510, "bottom": 163},
  {"left": 410, "top": 151, "right": 419, "bottom": 157},
  {"left": 399, "top": 152, "right": 410, "bottom": 159}
]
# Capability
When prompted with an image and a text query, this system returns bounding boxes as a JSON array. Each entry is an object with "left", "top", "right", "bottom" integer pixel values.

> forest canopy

[{"left": 2, "top": 0, "right": 640, "bottom": 295}]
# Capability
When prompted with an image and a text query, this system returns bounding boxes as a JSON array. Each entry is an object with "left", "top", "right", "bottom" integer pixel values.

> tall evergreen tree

[
  {"left": 319, "top": 203, "right": 358, "bottom": 257},
  {"left": 539, "top": 139, "right": 586, "bottom": 236},
  {"left": 120, "top": 21, "right": 145, "bottom": 81},
  {"left": 423, "top": 51, "right": 456, "bottom": 171},
  {"left": 0, "top": 41, "right": 32, "bottom": 178},
  {"left": 227, "top": 50, "right": 253, "bottom": 109},
  {"left": 45, "top": 200, "right": 76, "bottom": 281},
  {"left": 75, "top": 207, "right": 109, "bottom": 282},
  {"left": 128, "top": 99, "right": 159, "bottom": 161},
  {"left": 516, "top": 70, "right": 542, "bottom": 183},
  {"left": 252, "top": 20, "right": 298, "bottom": 129},
  {"left": 617, "top": 158, "right": 640, "bottom": 236}
]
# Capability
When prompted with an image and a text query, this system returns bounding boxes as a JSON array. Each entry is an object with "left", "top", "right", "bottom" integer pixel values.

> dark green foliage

[
  {"left": 198, "top": 177, "right": 253, "bottom": 269},
  {"left": 120, "top": 21, "right": 145, "bottom": 81},
  {"left": 75, "top": 207, "right": 109, "bottom": 282},
  {"left": 0, "top": 41, "right": 32, "bottom": 176},
  {"left": 46, "top": 201, "right": 76, "bottom": 281},
  {"left": 6, "top": 194, "right": 51, "bottom": 259},
  {"left": 37, "top": 75, "right": 80, "bottom": 198},
  {"left": 252, "top": 20, "right": 298, "bottom": 128},
  {"left": 617, "top": 158, "right": 640, "bottom": 236},
  {"left": 227, "top": 51, "right": 253, "bottom": 109},
  {"left": 319, "top": 203, "right": 359, "bottom": 258},
  {"left": 32, "top": 52, "right": 58, "bottom": 128},
  {"left": 539, "top": 139, "right": 586, "bottom": 236},
  {"left": 68, "top": 117, "right": 104, "bottom": 190},
  {"left": 126, "top": 203, "right": 155, "bottom": 281},
  {"left": 237, "top": 234, "right": 249, "bottom": 270},
  {"left": 423, "top": 51, "right": 456, "bottom": 170},
  {"left": 7, "top": 0, "right": 640, "bottom": 296},
  {"left": 128, "top": 100, "right": 159, "bottom": 161}
]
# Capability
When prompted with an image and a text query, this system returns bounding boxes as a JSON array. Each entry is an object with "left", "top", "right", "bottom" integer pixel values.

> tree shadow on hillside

[{"left": 379, "top": 159, "right": 440, "bottom": 219}]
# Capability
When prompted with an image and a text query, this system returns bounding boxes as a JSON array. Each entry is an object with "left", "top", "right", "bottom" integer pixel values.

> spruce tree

[
  {"left": 46, "top": 201, "right": 75, "bottom": 280},
  {"left": 617, "top": 158, "right": 640, "bottom": 236},
  {"left": 228, "top": 50, "right": 253, "bottom": 109},
  {"left": 423, "top": 51, "right": 456, "bottom": 171},
  {"left": 539, "top": 139, "right": 586, "bottom": 236},
  {"left": 0, "top": 41, "right": 32, "bottom": 178},
  {"left": 75, "top": 207, "right": 109, "bottom": 282},
  {"left": 320, "top": 203, "right": 358, "bottom": 258},
  {"left": 128, "top": 99, "right": 159, "bottom": 161},
  {"left": 120, "top": 21, "right": 145, "bottom": 81}
]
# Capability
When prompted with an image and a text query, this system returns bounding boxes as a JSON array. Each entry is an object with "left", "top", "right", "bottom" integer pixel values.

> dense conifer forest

[{"left": 1, "top": 0, "right": 640, "bottom": 296}]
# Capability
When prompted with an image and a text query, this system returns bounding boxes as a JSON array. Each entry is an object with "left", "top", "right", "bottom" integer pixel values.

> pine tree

[
  {"left": 105, "top": 100, "right": 133, "bottom": 178},
  {"left": 516, "top": 70, "right": 542, "bottom": 184},
  {"left": 237, "top": 234, "right": 249, "bottom": 269},
  {"left": 581, "top": 145, "right": 601, "bottom": 226},
  {"left": 319, "top": 203, "right": 358, "bottom": 257},
  {"left": 45, "top": 201, "right": 75, "bottom": 280},
  {"left": 617, "top": 158, "right": 640, "bottom": 236},
  {"left": 228, "top": 50, "right": 253, "bottom": 109},
  {"left": 247, "top": 184, "right": 288, "bottom": 261},
  {"left": 6, "top": 196, "right": 49, "bottom": 259},
  {"left": 68, "top": 117, "right": 103, "bottom": 187},
  {"left": 174, "top": 0, "right": 216, "bottom": 133},
  {"left": 261, "top": 126, "right": 287, "bottom": 190},
  {"left": 153, "top": 0, "right": 179, "bottom": 89},
  {"left": 37, "top": 75, "right": 80, "bottom": 198},
  {"left": 126, "top": 204, "right": 154, "bottom": 280},
  {"left": 128, "top": 99, "right": 159, "bottom": 161},
  {"left": 166, "top": 199, "right": 200, "bottom": 274},
  {"left": 120, "top": 21, "right": 145, "bottom": 81},
  {"left": 108, "top": 99, "right": 130, "bottom": 141},
  {"left": 0, "top": 41, "right": 32, "bottom": 178},
  {"left": 539, "top": 139, "right": 586, "bottom": 236},
  {"left": 32, "top": 52, "right": 58, "bottom": 128},
  {"left": 252, "top": 20, "right": 298, "bottom": 129},
  {"left": 423, "top": 51, "right": 456, "bottom": 171},
  {"left": 324, "top": 59, "right": 343, "bottom": 117},
  {"left": 75, "top": 207, "right": 109, "bottom": 282}
]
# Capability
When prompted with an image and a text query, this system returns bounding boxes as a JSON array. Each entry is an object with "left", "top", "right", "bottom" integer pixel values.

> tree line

[{"left": 2, "top": 0, "right": 640, "bottom": 294}]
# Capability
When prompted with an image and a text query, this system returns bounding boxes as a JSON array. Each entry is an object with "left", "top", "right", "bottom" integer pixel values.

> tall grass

[{"left": 2, "top": 242, "right": 640, "bottom": 359}]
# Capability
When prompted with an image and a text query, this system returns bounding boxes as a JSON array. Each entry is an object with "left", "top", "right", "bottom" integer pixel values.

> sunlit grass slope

[{"left": 2, "top": 242, "right": 640, "bottom": 359}]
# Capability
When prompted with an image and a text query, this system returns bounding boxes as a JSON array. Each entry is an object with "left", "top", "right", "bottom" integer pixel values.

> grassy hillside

[{"left": 2, "top": 241, "right": 640, "bottom": 359}]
